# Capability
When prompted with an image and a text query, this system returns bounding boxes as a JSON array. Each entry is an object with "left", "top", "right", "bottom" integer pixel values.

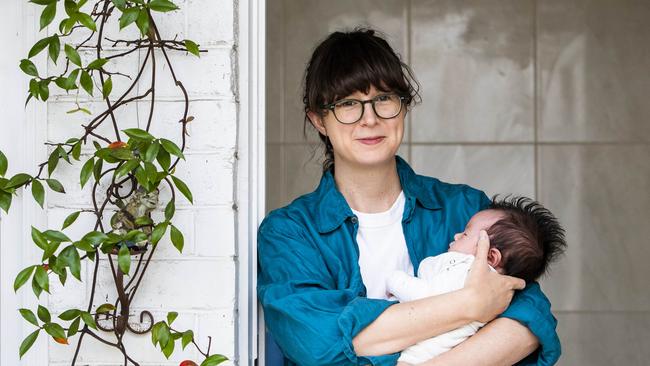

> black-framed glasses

[{"left": 321, "top": 93, "right": 406, "bottom": 124}]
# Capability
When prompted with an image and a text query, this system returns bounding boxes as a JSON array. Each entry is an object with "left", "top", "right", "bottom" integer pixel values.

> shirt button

[{"left": 350, "top": 216, "right": 358, "bottom": 224}]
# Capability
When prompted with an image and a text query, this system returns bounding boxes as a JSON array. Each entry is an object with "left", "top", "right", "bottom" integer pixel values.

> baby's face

[{"left": 448, "top": 209, "right": 504, "bottom": 255}]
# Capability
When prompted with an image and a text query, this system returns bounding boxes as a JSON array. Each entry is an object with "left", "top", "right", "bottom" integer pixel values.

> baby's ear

[{"left": 487, "top": 248, "right": 502, "bottom": 268}]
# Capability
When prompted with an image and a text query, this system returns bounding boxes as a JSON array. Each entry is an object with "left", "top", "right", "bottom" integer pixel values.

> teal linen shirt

[{"left": 258, "top": 156, "right": 561, "bottom": 366}]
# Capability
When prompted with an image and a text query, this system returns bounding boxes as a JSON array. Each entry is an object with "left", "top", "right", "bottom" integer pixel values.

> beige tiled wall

[{"left": 266, "top": 1, "right": 650, "bottom": 364}]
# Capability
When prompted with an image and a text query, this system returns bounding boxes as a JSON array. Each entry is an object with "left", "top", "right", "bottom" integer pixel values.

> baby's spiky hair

[{"left": 487, "top": 195, "right": 567, "bottom": 282}]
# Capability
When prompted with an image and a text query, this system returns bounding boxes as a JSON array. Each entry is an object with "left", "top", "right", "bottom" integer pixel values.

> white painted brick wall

[{"left": 40, "top": 1, "right": 239, "bottom": 364}]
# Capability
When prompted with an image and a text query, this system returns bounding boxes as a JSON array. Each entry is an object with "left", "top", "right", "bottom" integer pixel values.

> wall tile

[
  {"left": 411, "top": 145, "right": 535, "bottom": 198},
  {"left": 538, "top": 0, "right": 650, "bottom": 142},
  {"left": 282, "top": 0, "right": 408, "bottom": 143},
  {"left": 266, "top": 0, "right": 284, "bottom": 144},
  {"left": 283, "top": 144, "right": 324, "bottom": 206},
  {"left": 555, "top": 312, "right": 650, "bottom": 366},
  {"left": 410, "top": 0, "right": 534, "bottom": 143},
  {"left": 539, "top": 145, "right": 650, "bottom": 311},
  {"left": 266, "top": 143, "right": 284, "bottom": 212}
]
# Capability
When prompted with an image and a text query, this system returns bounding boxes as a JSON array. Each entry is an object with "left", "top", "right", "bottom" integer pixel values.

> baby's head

[{"left": 448, "top": 196, "right": 566, "bottom": 282}]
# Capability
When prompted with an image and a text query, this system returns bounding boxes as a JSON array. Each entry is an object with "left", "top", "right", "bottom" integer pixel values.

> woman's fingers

[{"left": 504, "top": 275, "right": 526, "bottom": 290}]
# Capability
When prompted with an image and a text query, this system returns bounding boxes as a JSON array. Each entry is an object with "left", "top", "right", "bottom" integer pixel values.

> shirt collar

[{"left": 315, "top": 155, "right": 442, "bottom": 233}]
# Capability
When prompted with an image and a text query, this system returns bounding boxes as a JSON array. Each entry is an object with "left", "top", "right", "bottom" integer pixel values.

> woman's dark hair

[
  {"left": 302, "top": 27, "right": 421, "bottom": 172},
  {"left": 487, "top": 196, "right": 567, "bottom": 283}
]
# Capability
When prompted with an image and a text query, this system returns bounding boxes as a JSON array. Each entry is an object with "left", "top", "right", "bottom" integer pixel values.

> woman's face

[{"left": 308, "top": 85, "right": 405, "bottom": 169}]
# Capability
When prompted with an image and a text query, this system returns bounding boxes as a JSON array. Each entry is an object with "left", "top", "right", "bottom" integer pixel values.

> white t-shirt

[{"left": 352, "top": 191, "right": 414, "bottom": 300}]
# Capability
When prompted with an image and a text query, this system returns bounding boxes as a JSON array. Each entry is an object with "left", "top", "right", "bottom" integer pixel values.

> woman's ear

[
  {"left": 487, "top": 247, "right": 502, "bottom": 268},
  {"left": 307, "top": 110, "right": 327, "bottom": 136}
]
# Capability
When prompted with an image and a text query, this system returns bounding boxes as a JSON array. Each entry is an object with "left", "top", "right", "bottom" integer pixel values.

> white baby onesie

[{"left": 386, "top": 252, "right": 487, "bottom": 364}]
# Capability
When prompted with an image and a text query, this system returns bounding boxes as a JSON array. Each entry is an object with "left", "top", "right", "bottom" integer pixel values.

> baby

[{"left": 387, "top": 196, "right": 566, "bottom": 365}]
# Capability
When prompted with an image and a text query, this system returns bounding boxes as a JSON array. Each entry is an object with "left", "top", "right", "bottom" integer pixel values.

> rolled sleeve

[
  {"left": 499, "top": 282, "right": 562, "bottom": 365},
  {"left": 258, "top": 220, "right": 399, "bottom": 366}
]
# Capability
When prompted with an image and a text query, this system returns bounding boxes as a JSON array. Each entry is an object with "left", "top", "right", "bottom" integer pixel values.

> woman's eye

[
  {"left": 376, "top": 95, "right": 391, "bottom": 102},
  {"left": 336, "top": 100, "right": 358, "bottom": 108}
]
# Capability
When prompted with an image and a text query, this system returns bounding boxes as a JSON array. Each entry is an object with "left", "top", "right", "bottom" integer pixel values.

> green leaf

[
  {"left": 14, "top": 266, "right": 35, "bottom": 292},
  {"left": 80, "top": 311, "right": 97, "bottom": 330},
  {"left": 115, "top": 159, "right": 139, "bottom": 178},
  {"left": 184, "top": 40, "right": 200, "bottom": 57},
  {"left": 31, "top": 276, "right": 43, "bottom": 298},
  {"left": 64, "top": 44, "right": 82, "bottom": 67},
  {"left": 58, "top": 245, "right": 81, "bottom": 280},
  {"left": 34, "top": 265, "right": 49, "bottom": 292},
  {"left": 43, "top": 230, "right": 71, "bottom": 242},
  {"left": 96, "top": 303, "right": 116, "bottom": 314},
  {"left": 144, "top": 141, "right": 159, "bottom": 163},
  {"left": 30, "top": 0, "right": 56, "bottom": 5},
  {"left": 200, "top": 354, "right": 228, "bottom": 366},
  {"left": 80, "top": 70, "right": 93, "bottom": 96},
  {"left": 77, "top": 12, "right": 97, "bottom": 31},
  {"left": 118, "top": 244, "right": 130, "bottom": 274},
  {"left": 93, "top": 158, "right": 103, "bottom": 181},
  {"left": 159, "top": 138, "right": 184, "bottom": 160},
  {"left": 19, "top": 308, "right": 40, "bottom": 327},
  {"left": 164, "top": 200, "right": 175, "bottom": 221},
  {"left": 40, "top": 3, "right": 57, "bottom": 30},
  {"left": 48, "top": 35, "right": 61, "bottom": 63},
  {"left": 156, "top": 148, "right": 170, "bottom": 171},
  {"left": 47, "top": 149, "right": 59, "bottom": 176},
  {"left": 19, "top": 59, "right": 39, "bottom": 77},
  {"left": 46, "top": 178, "right": 65, "bottom": 193},
  {"left": 31, "top": 226, "right": 48, "bottom": 249},
  {"left": 123, "top": 128, "right": 154, "bottom": 141},
  {"left": 64, "top": 0, "right": 77, "bottom": 15},
  {"left": 73, "top": 239, "right": 95, "bottom": 252},
  {"left": 134, "top": 215, "right": 153, "bottom": 227},
  {"left": 67, "top": 317, "right": 80, "bottom": 337},
  {"left": 7, "top": 173, "right": 32, "bottom": 189},
  {"left": 181, "top": 330, "right": 193, "bottom": 349},
  {"left": 162, "top": 333, "right": 175, "bottom": 358},
  {"left": 38, "top": 80, "right": 50, "bottom": 101},
  {"left": 111, "top": 0, "right": 126, "bottom": 8},
  {"left": 119, "top": 7, "right": 140, "bottom": 29},
  {"left": 136, "top": 8, "right": 149, "bottom": 36},
  {"left": 80, "top": 157, "right": 94, "bottom": 188},
  {"left": 31, "top": 180, "right": 45, "bottom": 208},
  {"left": 82, "top": 231, "right": 108, "bottom": 246},
  {"left": 166, "top": 311, "right": 178, "bottom": 325},
  {"left": 149, "top": 0, "right": 179, "bottom": 12},
  {"left": 86, "top": 58, "right": 107, "bottom": 70},
  {"left": 37, "top": 305, "right": 51, "bottom": 323},
  {"left": 71, "top": 142, "right": 82, "bottom": 161},
  {"left": 0, "top": 150, "right": 7, "bottom": 176},
  {"left": 28, "top": 37, "right": 51, "bottom": 58},
  {"left": 58, "top": 309, "right": 80, "bottom": 321},
  {"left": 0, "top": 190, "right": 12, "bottom": 213},
  {"left": 62, "top": 211, "right": 80, "bottom": 230},
  {"left": 169, "top": 224, "right": 184, "bottom": 252},
  {"left": 102, "top": 76, "right": 112, "bottom": 99},
  {"left": 19, "top": 330, "right": 39, "bottom": 359},
  {"left": 42, "top": 241, "right": 61, "bottom": 261},
  {"left": 150, "top": 222, "right": 167, "bottom": 245},
  {"left": 43, "top": 322, "right": 67, "bottom": 339},
  {"left": 58, "top": 267, "right": 68, "bottom": 284},
  {"left": 157, "top": 322, "right": 171, "bottom": 347},
  {"left": 171, "top": 176, "right": 193, "bottom": 203}
]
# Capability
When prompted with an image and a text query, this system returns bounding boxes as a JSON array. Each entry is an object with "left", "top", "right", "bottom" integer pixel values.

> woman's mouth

[{"left": 357, "top": 137, "right": 385, "bottom": 145}]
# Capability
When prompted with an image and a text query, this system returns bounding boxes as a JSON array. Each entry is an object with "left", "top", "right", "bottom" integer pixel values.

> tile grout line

[{"left": 533, "top": 0, "right": 540, "bottom": 201}]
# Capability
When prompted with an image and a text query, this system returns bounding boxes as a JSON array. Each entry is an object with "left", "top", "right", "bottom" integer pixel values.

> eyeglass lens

[{"left": 333, "top": 94, "right": 402, "bottom": 124}]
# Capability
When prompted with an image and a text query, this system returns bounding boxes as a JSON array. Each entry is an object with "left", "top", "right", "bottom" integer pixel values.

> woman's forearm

[
  {"left": 352, "top": 289, "right": 474, "bottom": 356},
  {"left": 419, "top": 318, "right": 539, "bottom": 366}
]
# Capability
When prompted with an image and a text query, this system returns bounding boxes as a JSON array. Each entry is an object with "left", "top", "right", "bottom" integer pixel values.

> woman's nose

[
  {"left": 453, "top": 233, "right": 461, "bottom": 241},
  {"left": 358, "top": 102, "right": 378, "bottom": 126}
]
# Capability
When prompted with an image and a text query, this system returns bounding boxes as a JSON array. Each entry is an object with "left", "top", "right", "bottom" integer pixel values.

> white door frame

[{"left": 236, "top": 0, "right": 265, "bottom": 365}]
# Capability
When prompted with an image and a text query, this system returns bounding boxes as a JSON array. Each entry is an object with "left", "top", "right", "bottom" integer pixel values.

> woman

[{"left": 258, "top": 28, "right": 560, "bottom": 366}]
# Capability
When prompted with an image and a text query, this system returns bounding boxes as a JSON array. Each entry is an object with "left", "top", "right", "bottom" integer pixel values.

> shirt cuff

[{"left": 338, "top": 296, "right": 401, "bottom": 365}]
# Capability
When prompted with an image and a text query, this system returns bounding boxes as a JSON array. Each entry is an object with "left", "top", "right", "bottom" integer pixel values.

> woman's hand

[{"left": 464, "top": 230, "right": 526, "bottom": 323}]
